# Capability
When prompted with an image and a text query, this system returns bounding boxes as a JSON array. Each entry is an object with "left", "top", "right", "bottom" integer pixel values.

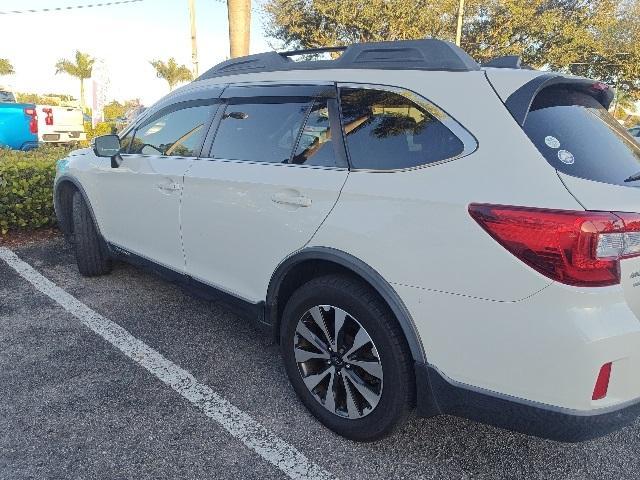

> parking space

[{"left": 2, "top": 238, "right": 640, "bottom": 480}]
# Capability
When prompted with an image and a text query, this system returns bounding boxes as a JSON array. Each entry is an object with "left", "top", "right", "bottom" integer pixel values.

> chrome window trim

[
  {"left": 195, "top": 155, "right": 348, "bottom": 171},
  {"left": 337, "top": 82, "right": 478, "bottom": 173}
]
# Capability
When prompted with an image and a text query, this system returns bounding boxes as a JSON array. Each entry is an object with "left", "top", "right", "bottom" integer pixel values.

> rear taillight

[
  {"left": 24, "top": 107, "right": 38, "bottom": 134},
  {"left": 43, "top": 107, "right": 53, "bottom": 126},
  {"left": 468, "top": 204, "right": 640, "bottom": 287}
]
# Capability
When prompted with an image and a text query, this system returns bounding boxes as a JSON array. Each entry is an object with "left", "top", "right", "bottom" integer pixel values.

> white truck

[{"left": 36, "top": 104, "right": 86, "bottom": 144}]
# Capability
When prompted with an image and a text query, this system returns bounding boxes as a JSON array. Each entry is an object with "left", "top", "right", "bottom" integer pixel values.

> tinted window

[
  {"left": 129, "top": 105, "right": 212, "bottom": 156},
  {"left": 0, "top": 91, "right": 16, "bottom": 103},
  {"left": 212, "top": 101, "right": 310, "bottom": 163},
  {"left": 524, "top": 88, "right": 640, "bottom": 186},
  {"left": 339, "top": 88, "right": 464, "bottom": 170},
  {"left": 119, "top": 129, "right": 133, "bottom": 153},
  {"left": 291, "top": 99, "right": 336, "bottom": 167}
]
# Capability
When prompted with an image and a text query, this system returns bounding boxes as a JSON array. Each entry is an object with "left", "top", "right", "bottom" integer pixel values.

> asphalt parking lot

[{"left": 2, "top": 237, "right": 640, "bottom": 480}]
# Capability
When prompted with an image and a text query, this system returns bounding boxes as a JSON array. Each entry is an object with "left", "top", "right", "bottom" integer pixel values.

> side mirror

[{"left": 92, "top": 134, "right": 122, "bottom": 168}]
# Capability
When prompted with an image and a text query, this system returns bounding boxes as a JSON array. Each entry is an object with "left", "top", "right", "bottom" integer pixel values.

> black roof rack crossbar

[{"left": 197, "top": 39, "right": 480, "bottom": 80}]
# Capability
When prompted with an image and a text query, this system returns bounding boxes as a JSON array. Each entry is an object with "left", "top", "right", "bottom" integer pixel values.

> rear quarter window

[
  {"left": 339, "top": 88, "right": 466, "bottom": 170},
  {"left": 523, "top": 87, "right": 640, "bottom": 186}
]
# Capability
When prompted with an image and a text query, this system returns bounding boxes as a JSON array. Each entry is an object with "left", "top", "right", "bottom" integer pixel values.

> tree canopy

[
  {"left": 55, "top": 50, "right": 94, "bottom": 81},
  {"left": 264, "top": 0, "right": 640, "bottom": 99},
  {"left": 149, "top": 58, "right": 193, "bottom": 91},
  {"left": 0, "top": 58, "right": 14, "bottom": 76}
]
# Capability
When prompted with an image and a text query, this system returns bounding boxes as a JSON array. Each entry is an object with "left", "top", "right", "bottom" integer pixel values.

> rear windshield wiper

[{"left": 624, "top": 171, "right": 640, "bottom": 183}]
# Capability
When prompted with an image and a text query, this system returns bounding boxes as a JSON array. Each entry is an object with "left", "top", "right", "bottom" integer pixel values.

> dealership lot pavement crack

[{"left": 2, "top": 239, "right": 640, "bottom": 480}]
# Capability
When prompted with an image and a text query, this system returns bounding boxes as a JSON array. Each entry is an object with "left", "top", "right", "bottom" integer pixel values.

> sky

[{"left": 0, "top": 0, "right": 273, "bottom": 106}]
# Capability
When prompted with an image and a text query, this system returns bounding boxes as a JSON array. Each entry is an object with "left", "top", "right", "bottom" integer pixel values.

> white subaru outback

[{"left": 54, "top": 39, "right": 640, "bottom": 442}]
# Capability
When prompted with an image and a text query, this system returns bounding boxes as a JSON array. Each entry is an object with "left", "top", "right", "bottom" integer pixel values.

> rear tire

[
  {"left": 280, "top": 274, "right": 414, "bottom": 441},
  {"left": 72, "top": 191, "right": 112, "bottom": 277}
]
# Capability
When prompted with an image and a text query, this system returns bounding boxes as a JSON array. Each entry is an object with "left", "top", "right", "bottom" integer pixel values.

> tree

[
  {"left": 264, "top": 0, "right": 639, "bottom": 95},
  {"left": 55, "top": 50, "right": 94, "bottom": 110},
  {"left": 0, "top": 58, "right": 14, "bottom": 76},
  {"left": 149, "top": 58, "right": 193, "bottom": 91},
  {"left": 103, "top": 99, "right": 143, "bottom": 121}
]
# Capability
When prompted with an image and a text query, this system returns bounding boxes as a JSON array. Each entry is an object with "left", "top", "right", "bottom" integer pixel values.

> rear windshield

[
  {"left": 523, "top": 87, "right": 640, "bottom": 186},
  {"left": 0, "top": 91, "right": 16, "bottom": 103}
]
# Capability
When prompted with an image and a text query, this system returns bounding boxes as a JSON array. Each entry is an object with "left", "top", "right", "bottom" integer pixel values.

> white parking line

[{"left": 0, "top": 247, "right": 335, "bottom": 480}]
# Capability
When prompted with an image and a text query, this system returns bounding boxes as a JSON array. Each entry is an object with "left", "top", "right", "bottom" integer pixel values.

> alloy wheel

[{"left": 293, "top": 305, "right": 383, "bottom": 419}]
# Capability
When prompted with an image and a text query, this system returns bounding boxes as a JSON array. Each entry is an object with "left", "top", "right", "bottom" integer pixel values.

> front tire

[
  {"left": 72, "top": 192, "right": 112, "bottom": 277},
  {"left": 281, "top": 274, "right": 414, "bottom": 441}
]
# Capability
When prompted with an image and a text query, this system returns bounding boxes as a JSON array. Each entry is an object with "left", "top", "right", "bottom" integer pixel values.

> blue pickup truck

[{"left": 0, "top": 89, "right": 39, "bottom": 150}]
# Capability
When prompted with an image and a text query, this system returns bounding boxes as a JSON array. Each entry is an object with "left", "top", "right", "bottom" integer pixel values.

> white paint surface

[{"left": 0, "top": 247, "right": 335, "bottom": 480}]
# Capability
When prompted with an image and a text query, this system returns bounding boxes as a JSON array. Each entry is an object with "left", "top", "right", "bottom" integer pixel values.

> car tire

[
  {"left": 72, "top": 191, "right": 112, "bottom": 277},
  {"left": 280, "top": 274, "right": 414, "bottom": 441}
]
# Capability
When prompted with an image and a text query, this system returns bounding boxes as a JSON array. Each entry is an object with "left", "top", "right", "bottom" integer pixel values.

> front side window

[
  {"left": 211, "top": 101, "right": 311, "bottom": 163},
  {"left": 523, "top": 87, "right": 640, "bottom": 186},
  {"left": 119, "top": 129, "right": 133, "bottom": 154},
  {"left": 339, "top": 88, "right": 465, "bottom": 170},
  {"left": 129, "top": 104, "right": 212, "bottom": 157}
]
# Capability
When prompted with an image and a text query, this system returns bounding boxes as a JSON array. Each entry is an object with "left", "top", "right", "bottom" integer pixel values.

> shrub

[{"left": 0, "top": 146, "right": 70, "bottom": 235}]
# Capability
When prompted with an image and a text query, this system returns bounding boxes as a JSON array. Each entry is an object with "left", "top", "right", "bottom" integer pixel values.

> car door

[
  {"left": 94, "top": 99, "right": 219, "bottom": 273},
  {"left": 181, "top": 84, "right": 349, "bottom": 302}
]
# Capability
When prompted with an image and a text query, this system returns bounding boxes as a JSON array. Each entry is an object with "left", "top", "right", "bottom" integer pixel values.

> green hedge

[{"left": 0, "top": 146, "right": 70, "bottom": 235}]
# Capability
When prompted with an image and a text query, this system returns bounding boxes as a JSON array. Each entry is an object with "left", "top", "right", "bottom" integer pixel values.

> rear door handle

[{"left": 271, "top": 192, "right": 312, "bottom": 207}]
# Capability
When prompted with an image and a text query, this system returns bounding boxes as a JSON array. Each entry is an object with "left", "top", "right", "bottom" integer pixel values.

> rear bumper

[
  {"left": 41, "top": 131, "right": 86, "bottom": 143},
  {"left": 416, "top": 362, "right": 640, "bottom": 442}
]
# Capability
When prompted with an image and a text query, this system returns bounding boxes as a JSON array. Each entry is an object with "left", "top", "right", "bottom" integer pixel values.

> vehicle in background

[
  {"left": 629, "top": 126, "right": 640, "bottom": 143},
  {"left": 0, "top": 88, "right": 17, "bottom": 103},
  {"left": 0, "top": 101, "right": 38, "bottom": 150},
  {"left": 37, "top": 105, "right": 86, "bottom": 145}
]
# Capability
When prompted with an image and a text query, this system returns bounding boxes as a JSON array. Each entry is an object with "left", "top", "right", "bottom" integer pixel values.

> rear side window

[
  {"left": 211, "top": 101, "right": 311, "bottom": 164},
  {"left": 129, "top": 104, "right": 212, "bottom": 157},
  {"left": 523, "top": 87, "right": 640, "bottom": 186},
  {"left": 339, "top": 88, "right": 465, "bottom": 170},
  {"left": 0, "top": 91, "right": 15, "bottom": 103},
  {"left": 291, "top": 98, "right": 337, "bottom": 167}
]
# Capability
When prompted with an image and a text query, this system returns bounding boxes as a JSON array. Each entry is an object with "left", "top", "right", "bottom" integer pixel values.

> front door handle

[
  {"left": 271, "top": 192, "right": 312, "bottom": 207},
  {"left": 157, "top": 182, "right": 181, "bottom": 192}
]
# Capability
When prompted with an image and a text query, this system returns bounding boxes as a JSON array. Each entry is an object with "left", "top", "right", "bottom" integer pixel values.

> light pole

[
  {"left": 188, "top": 0, "right": 199, "bottom": 77},
  {"left": 455, "top": 0, "right": 465, "bottom": 47}
]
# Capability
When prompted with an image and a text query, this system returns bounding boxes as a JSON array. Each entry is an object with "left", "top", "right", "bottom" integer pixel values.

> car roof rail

[{"left": 197, "top": 39, "right": 480, "bottom": 80}]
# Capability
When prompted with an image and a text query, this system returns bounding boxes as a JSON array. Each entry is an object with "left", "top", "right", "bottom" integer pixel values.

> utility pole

[
  {"left": 188, "top": 0, "right": 199, "bottom": 77},
  {"left": 455, "top": 0, "right": 465, "bottom": 47},
  {"left": 228, "top": 0, "right": 251, "bottom": 58}
]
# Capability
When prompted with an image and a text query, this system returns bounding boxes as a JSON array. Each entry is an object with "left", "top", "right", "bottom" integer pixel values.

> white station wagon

[{"left": 54, "top": 39, "right": 640, "bottom": 442}]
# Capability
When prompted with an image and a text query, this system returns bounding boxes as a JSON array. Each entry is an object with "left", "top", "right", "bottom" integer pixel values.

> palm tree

[
  {"left": 150, "top": 58, "right": 193, "bottom": 91},
  {"left": 55, "top": 51, "right": 94, "bottom": 110},
  {"left": 228, "top": 0, "right": 251, "bottom": 58},
  {"left": 0, "top": 58, "right": 14, "bottom": 76}
]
